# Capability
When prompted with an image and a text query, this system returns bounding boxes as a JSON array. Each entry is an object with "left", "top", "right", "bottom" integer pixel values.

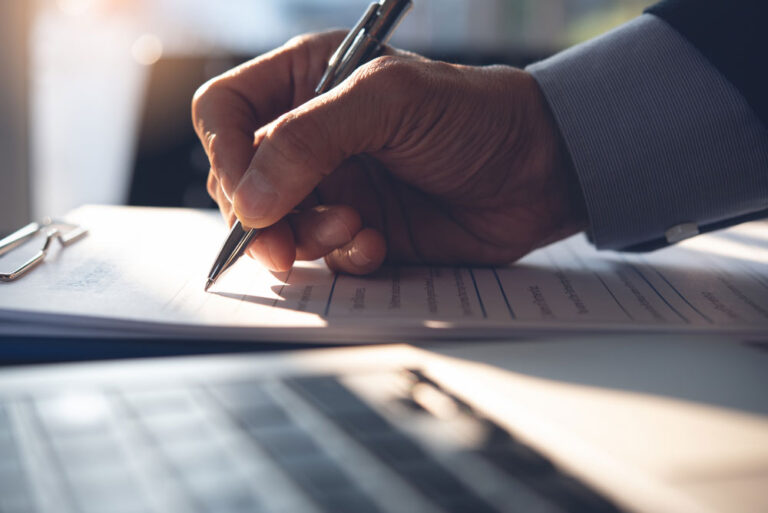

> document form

[{"left": 0, "top": 206, "right": 765, "bottom": 342}]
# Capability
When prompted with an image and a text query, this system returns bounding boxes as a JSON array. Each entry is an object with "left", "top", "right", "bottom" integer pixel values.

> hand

[{"left": 192, "top": 31, "right": 586, "bottom": 274}]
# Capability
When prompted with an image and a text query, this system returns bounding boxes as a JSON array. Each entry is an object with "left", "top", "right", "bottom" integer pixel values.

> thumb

[{"left": 231, "top": 55, "right": 416, "bottom": 228}]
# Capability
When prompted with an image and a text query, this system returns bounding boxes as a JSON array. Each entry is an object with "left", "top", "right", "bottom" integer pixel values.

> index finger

[{"left": 191, "top": 32, "right": 346, "bottom": 199}]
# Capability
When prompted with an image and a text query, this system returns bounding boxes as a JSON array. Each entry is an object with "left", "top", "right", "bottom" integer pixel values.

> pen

[{"left": 205, "top": 0, "right": 413, "bottom": 291}]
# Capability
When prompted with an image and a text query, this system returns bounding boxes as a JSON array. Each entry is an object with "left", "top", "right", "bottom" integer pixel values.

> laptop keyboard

[{"left": 0, "top": 370, "right": 622, "bottom": 513}]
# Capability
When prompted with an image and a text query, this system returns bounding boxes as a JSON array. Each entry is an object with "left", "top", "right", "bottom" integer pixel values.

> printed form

[{"left": 0, "top": 206, "right": 766, "bottom": 342}]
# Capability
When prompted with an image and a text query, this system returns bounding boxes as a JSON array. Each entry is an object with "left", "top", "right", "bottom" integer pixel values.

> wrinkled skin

[{"left": 192, "top": 31, "right": 586, "bottom": 274}]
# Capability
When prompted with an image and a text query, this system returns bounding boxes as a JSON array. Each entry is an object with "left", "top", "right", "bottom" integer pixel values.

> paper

[{"left": 0, "top": 205, "right": 766, "bottom": 342}]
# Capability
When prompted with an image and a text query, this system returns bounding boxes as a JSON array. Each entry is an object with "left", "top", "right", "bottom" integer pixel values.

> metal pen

[{"left": 205, "top": 0, "right": 413, "bottom": 291}]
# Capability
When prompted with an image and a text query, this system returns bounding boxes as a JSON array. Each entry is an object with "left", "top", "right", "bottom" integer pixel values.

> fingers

[
  {"left": 231, "top": 55, "right": 423, "bottom": 229},
  {"left": 207, "top": 172, "right": 236, "bottom": 227},
  {"left": 192, "top": 47, "right": 294, "bottom": 198},
  {"left": 293, "top": 206, "right": 387, "bottom": 275},
  {"left": 194, "top": 33, "right": 424, "bottom": 275},
  {"left": 244, "top": 219, "right": 296, "bottom": 272},
  {"left": 325, "top": 228, "right": 387, "bottom": 275},
  {"left": 192, "top": 32, "right": 348, "bottom": 200},
  {"left": 290, "top": 205, "right": 361, "bottom": 261},
  {"left": 243, "top": 205, "right": 387, "bottom": 274},
  {"left": 193, "top": 96, "right": 259, "bottom": 201}
]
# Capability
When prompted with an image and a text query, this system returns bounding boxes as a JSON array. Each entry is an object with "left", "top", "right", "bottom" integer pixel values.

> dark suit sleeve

[
  {"left": 527, "top": 14, "right": 768, "bottom": 250},
  {"left": 647, "top": 0, "right": 768, "bottom": 130}
]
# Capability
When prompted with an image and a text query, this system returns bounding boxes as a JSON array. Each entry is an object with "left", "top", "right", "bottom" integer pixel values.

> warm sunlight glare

[
  {"left": 131, "top": 34, "right": 163, "bottom": 66},
  {"left": 57, "top": 0, "right": 98, "bottom": 16},
  {"left": 681, "top": 231, "right": 768, "bottom": 265}
]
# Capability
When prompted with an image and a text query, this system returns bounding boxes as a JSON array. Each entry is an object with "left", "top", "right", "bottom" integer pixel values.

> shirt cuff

[{"left": 527, "top": 14, "right": 768, "bottom": 250}]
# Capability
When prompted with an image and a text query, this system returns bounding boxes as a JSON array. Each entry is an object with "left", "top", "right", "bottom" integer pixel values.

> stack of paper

[{"left": 0, "top": 206, "right": 766, "bottom": 343}]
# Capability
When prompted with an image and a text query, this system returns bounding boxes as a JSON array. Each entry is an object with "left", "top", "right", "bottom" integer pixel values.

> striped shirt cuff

[{"left": 527, "top": 14, "right": 768, "bottom": 249}]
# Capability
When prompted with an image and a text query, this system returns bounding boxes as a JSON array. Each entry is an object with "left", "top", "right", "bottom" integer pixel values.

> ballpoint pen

[{"left": 205, "top": 0, "right": 413, "bottom": 291}]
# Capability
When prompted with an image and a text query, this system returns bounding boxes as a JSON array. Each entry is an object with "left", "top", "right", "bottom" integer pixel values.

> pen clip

[{"left": 315, "top": 1, "right": 380, "bottom": 95}]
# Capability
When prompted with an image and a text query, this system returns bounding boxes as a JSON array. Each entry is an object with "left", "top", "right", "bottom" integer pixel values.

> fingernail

[
  {"left": 314, "top": 214, "right": 352, "bottom": 247},
  {"left": 235, "top": 169, "right": 277, "bottom": 220},
  {"left": 348, "top": 244, "right": 372, "bottom": 267}
]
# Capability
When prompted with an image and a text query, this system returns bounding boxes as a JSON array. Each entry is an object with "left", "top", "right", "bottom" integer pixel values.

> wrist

[{"left": 522, "top": 70, "right": 588, "bottom": 247}]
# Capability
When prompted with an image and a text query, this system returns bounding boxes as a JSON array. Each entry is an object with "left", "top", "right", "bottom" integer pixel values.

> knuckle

[
  {"left": 265, "top": 113, "right": 319, "bottom": 168},
  {"left": 191, "top": 77, "right": 232, "bottom": 147},
  {"left": 285, "top": 30, "right": 346, "bottom": 51},
  {"left": 355, "top": 55, "right": 419, "bottom": 91},
  {"left": 191, "top": 76, "right": 222, "bottom": 122},
  {"left": 284, "top": 33, "right": 315, "bottom": 51}
]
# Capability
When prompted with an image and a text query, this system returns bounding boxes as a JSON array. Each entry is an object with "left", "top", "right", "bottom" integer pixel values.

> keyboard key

[
  {"left": 0, "top": 433, "right": 35, "bottom": 513},
  {"left": 480, "top": 441, "right": 555, "bottom": 477},
  {"left": 0, "top": 404, "right": 14, "bottom": 433},
  {"left": 36, "top": 393, "right": 113, "bottom": 439},
  {"left": 249, "top": 425, "right": 323, "bottom": 460},
  {"left": 312, "top": 490, "right": 382, "bottom": 513},
  {"left": 396, "top": 461, "right": 501, "bottom": 513},
  {"left": 179, "top": 462, "right": 238, "bottom": 494},
  {"left": 209, "top": 382, "right": 274, "bottom": 412},
  {"left": 478, "top": 420, "right": 514, "bottom": 447},
  {"left": 51, "top": 435, "right": 125, "bottom": 470},
  {"left": 277, "top": 454, "right": 354, "bottom": 496},
  {"left": 433, "top": 494, "right": 500, "bottom": 513},
  {"left": 0, "top": 492, "right": 36, "bottom": 513},
  {"left": 78, "top": 498, "right": 152, "bottom": 513},
  {"left": 286, "top": 377, "right": 370, "bottom": 415},
  {"left": 194, "top": 481, "right": 265, "bottom": 513},
  {"left": 233, "top": 404, "right": 293, "bottom": 433},
  {"left": 287, "top": 376, "right": 396, "bottom": 440},
  {"left": 0, "top": 427, "right": 16, "bottom": 457},
  {"left": 68, "top": 471, "right": 150, "bottom": 513},
  {"left": 64, "top": 460, "right": 136, "bottom": 493},
  {"left": 0, "top": 467, "right": 34, "bottom": 503},
  {"left": 141, "top": 413, "right": 212, "bottom": 444},
  {"left": 0, "top": 404, "right": 11, "bottom": 430},
  {"left": 125, "top": 389, "right": 198, "bottom": 418},
  {"left": 531, "top": 476, "right": 622, "bottom": 513},
  {"left": 335, "top": 411, "right": 394, "bottom": 438},
  {"left": 395, "top": 461, "right": 466, "bottom": 499},
  {"left": 165, "top": 444, "right": 235, "bottom": 476},
  {"left": 0, "top": 450, "right": 24, "bottom": 475},
  {"left": 360, "top": 432, "right": 427, "bottom": 465}
]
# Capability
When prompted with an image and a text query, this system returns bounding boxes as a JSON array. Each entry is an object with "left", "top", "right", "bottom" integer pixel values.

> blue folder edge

[{"left": 0, "top": 335, "right": 335, "bottom": 366}]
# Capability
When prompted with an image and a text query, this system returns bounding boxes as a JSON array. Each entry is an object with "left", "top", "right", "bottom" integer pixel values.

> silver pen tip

[{"left": 204, "top": 279, "right": 214, "bottom": 292}]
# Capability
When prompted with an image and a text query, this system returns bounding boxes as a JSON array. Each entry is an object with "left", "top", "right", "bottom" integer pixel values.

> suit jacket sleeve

[
  {"left": 526, "top": 8, "right": 768, "bottom": 251},
  {"left": 647, "top": 0, "right": 768, "bottom": 130}
]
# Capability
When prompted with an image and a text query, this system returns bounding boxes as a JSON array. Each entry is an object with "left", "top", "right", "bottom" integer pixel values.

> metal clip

[
  {"left": 0, "top": 220, "right": 88, "bottom": 282},
  {"left": 315, "top": 2, "right": 380, "bottom": 95}
]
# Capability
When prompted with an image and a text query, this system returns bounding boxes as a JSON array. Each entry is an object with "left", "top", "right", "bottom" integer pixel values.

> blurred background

[{"left": 0, "top": 0, "right": 654, "bottom": 235}]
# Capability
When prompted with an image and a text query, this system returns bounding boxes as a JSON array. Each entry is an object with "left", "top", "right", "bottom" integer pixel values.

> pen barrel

[
  {"left": 368, "top": 0, "right": 413, "bottom": 45},
  {"left": 316, "top": 0, "right": 413, "bottom": 94},
  {"left": 327, "top": 34, "right": 381, "bottom": 90},
  {"left": 207, "top": 221, "right": 260, "bottom": 284}
]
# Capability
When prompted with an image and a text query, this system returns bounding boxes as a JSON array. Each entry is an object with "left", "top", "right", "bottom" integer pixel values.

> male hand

[{"left": 192, "top": 31, "right": 586, "bottom": 274}]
